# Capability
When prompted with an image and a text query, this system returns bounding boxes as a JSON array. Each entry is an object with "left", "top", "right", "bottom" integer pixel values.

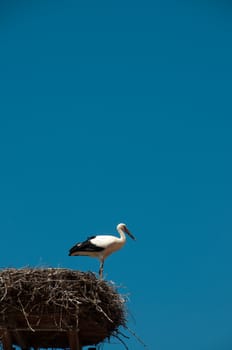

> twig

[
  {"left": 125, "top": 326, "right": 148, "bottom": 348},
  {"left": 18, "top": 298, "right": 35, "bottom": 332}
]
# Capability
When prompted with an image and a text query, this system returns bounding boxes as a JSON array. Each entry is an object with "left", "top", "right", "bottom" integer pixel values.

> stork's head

[{"left": 117, "top": 223, "right": 136, "bottom": 240}]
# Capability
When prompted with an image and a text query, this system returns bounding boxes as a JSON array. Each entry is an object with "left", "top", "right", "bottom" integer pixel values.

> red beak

[{"left": 124, "top": 227, "right": 136, "bottom": 240}]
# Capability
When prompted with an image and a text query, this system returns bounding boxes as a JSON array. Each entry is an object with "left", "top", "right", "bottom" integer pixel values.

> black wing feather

[{"left": 69, "top": 236, "right": 104, "bottom": 256}]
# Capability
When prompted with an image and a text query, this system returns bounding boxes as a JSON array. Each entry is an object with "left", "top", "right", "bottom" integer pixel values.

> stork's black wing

[{"left": 68, "top": 236, "right": 105, "bottom": 256}]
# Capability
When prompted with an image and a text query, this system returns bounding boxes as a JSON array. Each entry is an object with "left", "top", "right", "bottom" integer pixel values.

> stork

[{"left": 68, "top": 223, "right": 135, "bottom": 278}]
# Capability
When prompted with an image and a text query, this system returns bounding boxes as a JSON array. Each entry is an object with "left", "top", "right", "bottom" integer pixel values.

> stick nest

[{"left": 0, "top": 268, "right": 126, "bottom": 347}]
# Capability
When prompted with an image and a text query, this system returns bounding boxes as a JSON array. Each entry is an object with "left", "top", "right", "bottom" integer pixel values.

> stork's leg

[{"left": 99, "top": 259, "right": 104, "bottom": 279}]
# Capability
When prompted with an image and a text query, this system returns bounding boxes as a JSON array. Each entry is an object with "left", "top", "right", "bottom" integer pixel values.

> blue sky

[{"left": 1, "top": 1, "right": 232, "bottom": 349}]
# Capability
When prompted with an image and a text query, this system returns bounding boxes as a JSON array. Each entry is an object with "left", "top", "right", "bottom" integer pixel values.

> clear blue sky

[{"left": 1, "top": 1, "right": 232, "bottom": 349}]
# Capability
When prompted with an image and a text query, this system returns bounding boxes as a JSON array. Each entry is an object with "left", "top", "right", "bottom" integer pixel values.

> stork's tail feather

[{"left": 69, "top": 245, "right": 80, "bottom": 256}]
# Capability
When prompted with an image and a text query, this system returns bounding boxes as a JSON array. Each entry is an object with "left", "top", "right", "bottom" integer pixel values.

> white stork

[{"left": 69, "top": 223, "right": 135, "bottom": 278}]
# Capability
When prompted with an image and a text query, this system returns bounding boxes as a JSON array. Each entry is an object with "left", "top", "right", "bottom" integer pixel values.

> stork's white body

[
  {"left": 69, "top": 223, "right": 135, "bottom": 278},
  {"left": 75, "top": 235, "right": 125, "bottom": 258}
]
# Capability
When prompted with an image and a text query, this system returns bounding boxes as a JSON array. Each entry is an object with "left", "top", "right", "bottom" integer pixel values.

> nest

[{"left": 0, "top": 268, "right": 126, "bottom": 348}]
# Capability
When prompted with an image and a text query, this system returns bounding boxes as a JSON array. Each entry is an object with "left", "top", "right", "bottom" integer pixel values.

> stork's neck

[{"left": 117, "top": 227, "right": 126, "bottom": 242}]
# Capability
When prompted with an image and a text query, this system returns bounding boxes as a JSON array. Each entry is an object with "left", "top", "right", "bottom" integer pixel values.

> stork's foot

[
  {"left": 99, "top": 267, "right": 103, "bottom": 279},
  {"left": 99, "top": 261, "right": 104, "bottom": 279}
]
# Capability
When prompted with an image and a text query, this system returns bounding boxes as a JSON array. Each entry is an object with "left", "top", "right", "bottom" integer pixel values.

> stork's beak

[{"left": 124, "top": 227, "right": 136, "bottom": 240}]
